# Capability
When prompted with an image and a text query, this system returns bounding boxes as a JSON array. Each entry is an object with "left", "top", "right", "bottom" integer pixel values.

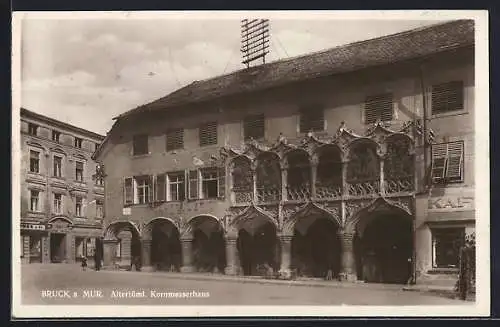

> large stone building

[
  {"left": 20, "top": 108, "right": 105, "bottom": 264},
  {"left": 94, "top": 20, "right": 475, "bottom": 284}
]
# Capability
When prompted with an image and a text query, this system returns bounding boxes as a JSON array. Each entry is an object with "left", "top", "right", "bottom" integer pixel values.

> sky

[{"left": 19, "top": 14, "right": 444, "bottom": 135}]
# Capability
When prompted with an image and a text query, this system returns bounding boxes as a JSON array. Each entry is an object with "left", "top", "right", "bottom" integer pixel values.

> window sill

[
  {"left": 131, "top": 153, "right": 151, "bottom": 159},
  {"left": 431, "top": 110, "right": 468, "bottom": 119},
  {"left": 428, "top": 268, "right": 459, "bottom": 275}
]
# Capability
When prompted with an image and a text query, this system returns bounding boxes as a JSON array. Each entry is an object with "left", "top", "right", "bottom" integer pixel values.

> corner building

[
  {"left": 20, "top": 108, "right": 105, "bottom": 264},
  {"left": 95, "top": 20, "right": 475, "bottom": 284}
]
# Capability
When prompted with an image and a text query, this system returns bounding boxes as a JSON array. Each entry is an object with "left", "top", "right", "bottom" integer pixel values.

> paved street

[{"left": 21, "top": 264, "right": 464, "bottom": 306}]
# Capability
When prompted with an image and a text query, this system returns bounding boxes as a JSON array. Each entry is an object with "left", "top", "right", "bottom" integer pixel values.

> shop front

[{"left": 20, "top": 222, "right": 49, "bottom": 263}]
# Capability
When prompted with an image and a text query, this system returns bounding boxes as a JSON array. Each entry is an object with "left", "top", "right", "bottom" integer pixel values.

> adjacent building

[
  {"left": 20, "top": 108, "right": 105, "bottom": 264},
  {"left": 94, "top": 20, "right": 475, "bottom": 284}
]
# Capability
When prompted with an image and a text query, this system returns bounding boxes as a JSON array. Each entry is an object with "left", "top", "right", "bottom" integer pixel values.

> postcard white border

[{"left": 11, "top": 9, "right": 490, "bottom": 318}]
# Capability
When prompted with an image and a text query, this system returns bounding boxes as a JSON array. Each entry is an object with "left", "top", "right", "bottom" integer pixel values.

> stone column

[
  {"left": 180, "top": 238, "right": 195, "bottom": 273},
  {"left": 102, "top": 239, "right": 118, "bottom": 269},
  {"left": 379, "top": 158, "right": 385, "bottom": 195},
  {"left": 141, "top": 239, "right": 153, "bottom": 272},
  {"left": 339, "top": 230, "right": 357, "bottom": 281},
  {"left": 278, "top": 234, "right": 293, "bottom": 279},
  {"left": 252, "top": 168, "right": 258, "bottom": 202},
  {"left": 342, "top": 161, "right": 349, "bottom": 196},
  {"left": 66, "top": 233, "right": 75, "bottom": 264},
  {"left": 224, "top": 234, "right": 240, "bottom": 275},
  {"left": 42, "top": 235, "right": 50, "bottom": 263},
  {"left": 310, "top": 155, "right": 318, "bottom": 199},
  {"left": 281, "top": 166, "right": 288, "bottom": 201}
]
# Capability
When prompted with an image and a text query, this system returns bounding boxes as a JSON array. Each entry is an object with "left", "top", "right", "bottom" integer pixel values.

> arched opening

[
  {"left": 291, "top": 215, "right": 341, "bottom": 278},
  {"left": 231, "top": 156, "right": 253, "bottom": 204},
  {"left": 316, "top": 145, "right": 343, "bottom": 199},
  {"left": 189, "top": 216, "right": 226, "bottom": 273},
  {"left": 236, "top": 218, "right": 278, "bottom": 276},
  {"left": 384, "top": 135, "right": 414, "bottom": 194},
  {"left": 148, "top": 219, "right": 181, "bottom": 271},
  {"left": 286, "top": 150, "right": 311, "bottom": 201},
  {"left": 347, "top": 141, "right": 380, "bottom": 196},
  {"left": 103, "top": 221, "right": 141, "bottom": 269},
  {"left": 256, "top": 152, "right": 281, "bottom": 202},
  {"left": 355, "top": 212, "right": 413, "bottom": 284}
]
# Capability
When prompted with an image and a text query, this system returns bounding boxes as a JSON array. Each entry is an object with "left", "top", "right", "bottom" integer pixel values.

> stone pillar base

[
  {"left": 180, "top": 265, "right": 195, "bottom": 273},
  {"left": 339, "top": 272, "right": 357, "bottom": 282},
  {"left": 141, "top": 265, "right": 155, "bottom": 272},
  {"left": 224, "top": 265, "right": 240, "bottom": 276}
]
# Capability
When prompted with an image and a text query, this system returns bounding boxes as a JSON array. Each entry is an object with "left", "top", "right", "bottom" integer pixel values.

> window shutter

[
  {"left": 431, "top": 81, "right": 464, "bottom": 114},
  {"left": 156, "top": 174, "right": 166, "bottom": 201},
  {"left": 199, "top": 121, "right": 218, "bottom": 146},
  {"left": 218, "top": 167, "right": 226, "bottom": 198},
  {"left": 124, "top": 178, "right": 133, "bottom": 205},
  {"left": 431, "top": 144, "right": 447, "bottom": 180},
  {"left": 243, "top": 114, "right": 265, "bottom": 140},
  {"left": 166, "top": 128, "right": 184, "bottom": 151},
  {"left": 188, "top": 170, "right": 198, "bottom": 199},
  {"left": 364, "top": 93, "right": 393, "bottom": 124},
  {"left": 299, "top": 107, "right": 324, "bottom": 133},
  {"left": 446, "top": 142, "right": 464, "bottom": 180}
]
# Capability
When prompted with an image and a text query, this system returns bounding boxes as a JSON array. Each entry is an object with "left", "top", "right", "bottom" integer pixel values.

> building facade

[
  {"left": 20, "top": 108, "right": 105, "bottom": 264},
  {"left": 95, "top": 20, "right": 475, "bottom": 284}
]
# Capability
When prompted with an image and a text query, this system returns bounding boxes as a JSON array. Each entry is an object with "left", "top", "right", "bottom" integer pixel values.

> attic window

[
  {"left": 166, "top": 128, "right": 184, "bottom": 151},
  {"left": 364, "top": 93, "right": 393, "bottom": 124},
  {"left": 243, "top": 114, "right": 265, "bottom": 140},
  {"left": 199, "top": 122, "right": 218, "bottom": 146},
  {"left": 299, "top": 106, "right": 324, "bottom": 133}
]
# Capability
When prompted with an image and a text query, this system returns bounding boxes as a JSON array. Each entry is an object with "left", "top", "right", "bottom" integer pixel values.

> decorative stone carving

[{"left": 344, "top": 200, "right": 373, "bottom": 222}]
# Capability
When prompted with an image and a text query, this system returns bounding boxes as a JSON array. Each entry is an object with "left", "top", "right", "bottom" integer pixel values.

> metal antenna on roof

[{"left": 241, "top": 19, "right": 270, "bottom": 68}]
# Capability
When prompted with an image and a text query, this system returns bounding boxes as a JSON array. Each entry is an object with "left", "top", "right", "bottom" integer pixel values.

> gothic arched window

[
  {"left": 231, "top": 156, "right": 253, "bottom": 203},
  {"left": 286, "top": 150, "right": 311, "bottom": 201},
  {"left": 384, "top": 135, "right": 414, "bottom": 193},
  {"left": 316, "top": 145, "right": 342, "bottom": 199},
  {"left": 347, "top": 141, "right": 380, "bottom": 196},
  {"left": 256, "top": 152, "right": 281, "bottom": 202}
]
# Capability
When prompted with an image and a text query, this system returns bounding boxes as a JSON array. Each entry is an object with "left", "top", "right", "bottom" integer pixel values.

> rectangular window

[
  {"left": 53, "top": 156, "right": 62, "bottom": 177},
  {"left": 29, "top": 150, "right": 40, "bottom": 173},
  {"left": 188, "top": 170, "right": 199, "bottom": 199},
  {"left": 53, "top": 193, "right": 62, "bottom": 214},
  {"left": 75, "top": 161, "right": 84, "bottom": 182},
  {"left": 431, "top": 81, "right": 464, "bottom": 115},
  {"left": 201, "top": 168, "right": 220, "bottom": 199},
  {"left": 124, "top": 178, "right": 133, "bottom": 205},
  {"left": 52, "top": 131, "right": 61, "bottom": 142},
  {"left": 299, "top": 106, "right": 324, "bottom": 133},
  {"left": 75, "top": 196, "right": 83, "bottom": 217},
  {"left": 30, "top": 190, "right": 39, "bottom": 212},
  {"left": 364, "top": 93, "right": 393, "bottom": 124},
  {"left": 132, "top": 134, "right": 149, "bottom": 156},
  {"left": 155, "top": 174, "right": 166, "bottom": 201},
  {"left": 431, "top": 141, "right": 464, "bottom": 183},
  {"left": 96, "top": 176, "right": 104, "bottom": 186},
  {"left": 243, "top": 114, "right": 265, "bottom": 140},
  {"left": 432, "top": 228, "right": 465, "bottom": 268},
  {"left": 115, "top": 240, "right": 121, "bottom": 258},
  {"left": 135, "top": 176, "right": 152, "bottom": 204},
  {"left": 167, "top": 172, "right": 185, "bottom": 201},
  {"left": 166, "top": 128, "right": 184, "bottom": 151},
  {"left": 96, "top": 200, "right": 104, "bottom": 218},
  {"left": 74, "top": 137, "right": 83, "bottom": 148},
  {"left": 28, "top": 123, "right": 38, "bottom": 136},
  {"left": 199, "top": 121, "right": 218, "bottom": 146}
]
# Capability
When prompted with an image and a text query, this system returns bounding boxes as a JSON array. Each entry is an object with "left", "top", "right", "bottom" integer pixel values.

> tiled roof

[{"left": 116, "top": 19, "right": 474, "bottom": 120}]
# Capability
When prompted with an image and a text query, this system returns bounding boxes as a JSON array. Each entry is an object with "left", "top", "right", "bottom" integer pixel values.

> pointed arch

[
  {"left": 346, "top": 138, "right": 381, "bottom": 196},
  {"left": 283, "top": 202, "right": 341, "bottom": 235},
  {"left": 255, "top": 151, "right": 281, "bottom": 202},
  {"left": 315, "top": 144, "right": 343, "bottom": 199},
  {"left": 285, "top": 149, "right": 311, "bottom": 201},
  {"left": 103, "top": 220, "right": 141, "bottom": 240},
  {"left": 231, "top": 155, "right": 254, "bottom": 204}
]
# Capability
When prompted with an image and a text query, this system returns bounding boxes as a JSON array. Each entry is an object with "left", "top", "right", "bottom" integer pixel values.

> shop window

[
  {"left": 243, "top": 114, "right": 265, "bottom": 140},
  {"left": 29, "top": 150, "right": 40, "bottom": 173},
  {"left": 166, "top": 128, "right": 184, "bottom": 151},
  {"left": 28, "top": 123, "right": 38, "bottom": 136},
  {"left": 199, "top": 121, "right": 218, "bottom": 146},
  {"left": 299, "top": 106, "right": 324, "bottom": 133},
  {"left": 52, "top": 130, "right": 61, "bottom": 142},
  {"left": 364, "top": 93, "right": 393, "bottom": 124},
  {"left": 30, "top": 190, "right": 40, "bottom": 212},
  {"left": 431, "top": 141, "right": 464, "bottom": 183},
  {"left": 132, "top": 134, "right": 149, "bottom": 156},
  {"left": 432, "top": 228, "right": 465, "bottom": 269},
  {"left": 431, "top": 81, "right": 464, "bottom": 115}
]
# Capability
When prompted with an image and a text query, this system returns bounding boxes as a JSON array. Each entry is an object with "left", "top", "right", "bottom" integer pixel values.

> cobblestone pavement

[{"left": 20, "top": 264, "right": 465, "bottom": 306}]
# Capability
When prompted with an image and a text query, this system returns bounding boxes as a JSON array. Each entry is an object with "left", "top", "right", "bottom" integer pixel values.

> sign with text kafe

[{"left": 428, "top": 188, "right": 475, "bottom": 212}]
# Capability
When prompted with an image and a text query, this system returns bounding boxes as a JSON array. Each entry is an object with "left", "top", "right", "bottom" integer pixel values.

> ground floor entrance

[
  {"left": 237, "top": 222, "right": 278, "bottom": 276},
  {"left": 50, "top": 233, "right": 66, "bottom": 263}
]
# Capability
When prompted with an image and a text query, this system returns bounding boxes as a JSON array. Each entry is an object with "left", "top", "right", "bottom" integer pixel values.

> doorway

[{"left": 50, "top": 233, "right": 66, "bottom": 263}]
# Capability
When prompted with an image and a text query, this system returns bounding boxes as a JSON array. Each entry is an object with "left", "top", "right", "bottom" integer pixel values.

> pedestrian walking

[{"left": 81, "top": 256, "right": 88, "bottom": 271}]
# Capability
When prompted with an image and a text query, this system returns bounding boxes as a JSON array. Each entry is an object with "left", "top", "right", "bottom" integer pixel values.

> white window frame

[
  {"left": 96, "top": 199, "right": 104, "bottom": 218},
  {"left": 167, "top": 172, "right": 185, "bottom": 201},
  {"left": 30, "top": 189, "right": 40, "bottom": 212},
  {"left": 431, "top": 141, "right": 464, "bottom": 183},
  {"left": 29, "top": 150, "right": 40, "bottom": 173},
  {"left": 75, "top": 161, "right": 84, "bottom": 182},
  {"left": 135, "top": 176, "right": 150, "bottom": 204},
  {"left": 53, "top": 155, "right": 63, "bottom": 178},
  {"left": 200, "top": 168, "right": 219, "bottom": 199},
  {"left": 53, "top": 193, "right": 63, "bottom": 214},
  {"left": 75, "top": 196, "right": 83, "bottom": 217},
  {"left": 52, "top": 130, "right": 61, "bottom": 142}
]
